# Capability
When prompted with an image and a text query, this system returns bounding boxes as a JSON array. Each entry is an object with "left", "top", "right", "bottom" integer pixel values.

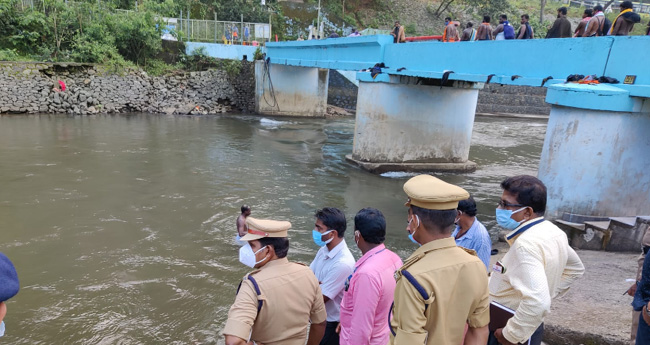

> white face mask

[{"left": 239, "top": 243, "right": 268, "bottom": 268}]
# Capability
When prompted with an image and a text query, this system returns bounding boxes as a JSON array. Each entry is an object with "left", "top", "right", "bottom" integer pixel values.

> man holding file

[{"left": 489, "top": 175, "right": 585, "bottom": 345}]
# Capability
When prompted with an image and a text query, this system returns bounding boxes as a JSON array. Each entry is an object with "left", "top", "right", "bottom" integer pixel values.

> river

[{"left": 0, "top": 114, "right": 546, "bottom": 344}]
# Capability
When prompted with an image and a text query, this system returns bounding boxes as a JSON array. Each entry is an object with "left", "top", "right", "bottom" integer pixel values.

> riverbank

[
  {"left": 491, "top": 242, "right": 636, "bottom": 345},
  {"left": 0, "top": 61, "right": 256, "bottom": 115}
]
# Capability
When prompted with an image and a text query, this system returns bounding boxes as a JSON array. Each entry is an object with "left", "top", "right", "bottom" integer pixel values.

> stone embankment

[{"left": 0, "top": 62, "right": 255, "bottom": 115}]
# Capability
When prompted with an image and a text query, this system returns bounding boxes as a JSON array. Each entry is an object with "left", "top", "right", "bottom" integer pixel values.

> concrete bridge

[{"left": 255, "top": 34, "right": 650, "bottom": 224}]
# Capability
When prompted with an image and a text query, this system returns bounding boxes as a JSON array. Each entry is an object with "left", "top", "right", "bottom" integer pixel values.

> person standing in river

[
  {"left": 310, "top": 207, "right": 355, "bottom": 345},
  {"left": 236, "top": 205, "right": 251, "bottom": 244}
]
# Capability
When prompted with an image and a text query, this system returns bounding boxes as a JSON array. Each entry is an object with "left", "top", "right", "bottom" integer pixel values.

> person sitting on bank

[
  {"left": 390, "top": 21, "right": 406, "bottom": 43},
  {"left": 452, "top": 196, "right": 492, "bottom": 271},
  {"left": 223, "top": 217, "right": 327, "bottom": 345},
  {"left": 460, "top": 22, "right": 476, "bottom": 41},
  {"left": 608, "top": 1, "right": 641, "bottom": 36},
  {"left": 476, "top": 15, "right": 494, "bottom": 40}
]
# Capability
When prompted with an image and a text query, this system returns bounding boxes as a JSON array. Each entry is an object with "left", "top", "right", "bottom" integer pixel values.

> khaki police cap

[
  {"left": 403, "top": 174, "right": 470, "bottom": 210},
  {"left": 240, "top": 217, "right": 292, "bottom": 241}
]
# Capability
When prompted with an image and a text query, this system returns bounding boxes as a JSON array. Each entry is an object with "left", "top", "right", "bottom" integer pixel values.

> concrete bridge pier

[
  {"left": 538, "top": 83, "right": 650, "bottom": 220},
  {"left": 346, "top": 75, "right": 481, "bottom": 174},
  {"left": 254, "top": 60, "right": 329, "bottom": 117}
]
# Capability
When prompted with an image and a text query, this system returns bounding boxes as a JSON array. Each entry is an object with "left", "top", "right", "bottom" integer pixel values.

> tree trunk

[
  {"left": 603, "top": 0, "right": 616, "bottom": 10},
  {"left": 540, "top": 0, "right": 547, "bottom": 24}
]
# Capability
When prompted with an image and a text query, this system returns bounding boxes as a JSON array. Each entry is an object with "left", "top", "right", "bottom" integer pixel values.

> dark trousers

[
  {"left": 319, "top": 321, "right": 340, "bottom": 345},
  {"left": 488, "top": 323, "right": 544, "bottom": 345},
  {"left": 638, "top": 312, "right": 650, "bottom": 345}
]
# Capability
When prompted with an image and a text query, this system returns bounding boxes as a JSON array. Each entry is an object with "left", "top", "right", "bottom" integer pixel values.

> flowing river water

[{"left": 0, "top": 114, "right": 546, "bottom": 344}]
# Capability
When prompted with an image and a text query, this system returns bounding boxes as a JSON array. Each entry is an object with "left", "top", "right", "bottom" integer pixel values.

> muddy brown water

[{"left": 0, "top": 114, "right": 546, "bottom": 344}]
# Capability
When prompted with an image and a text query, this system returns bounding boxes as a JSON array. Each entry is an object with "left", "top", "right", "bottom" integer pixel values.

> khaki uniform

[
  {"left": 223, "top": 257, "right": 327, "bottom": 345},
  {"left": 389, "top": 237, "right": 490, "bottom": 345}
]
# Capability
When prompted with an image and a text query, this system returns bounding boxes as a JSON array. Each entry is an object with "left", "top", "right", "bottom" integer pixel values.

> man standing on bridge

[
  {"left": 476, "top": 15, "right": 494, "bottom": 40},
  {"left": 391, "top": 21, "right": 406, "bottom": 43},
  {"left": 546, "top": 7, "right": 572, "bottom": 38},
  {"left": 517, "top": 14, "right": 533, "bottom": 39},
  {"left": 461, "top": 22, "right": 476, "bottom": 41},
  {"left": 489, "top": 175, "right": 584, "bottom": 345},
  {"left": 608, "top": 1, "right": 641, "bottom": 36},
  {"left": 443, "top": 17, "right": 460, "bottom": 42}
]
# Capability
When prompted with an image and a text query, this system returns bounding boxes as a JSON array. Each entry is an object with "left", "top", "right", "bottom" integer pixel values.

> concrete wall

[
  {"left": 352, "top": 79, "right": 478, "bottom": 163},
  {"left": 186, "top": 42, "right": 259, "bottom": 60},
  {"left": 477, "top": 85, "right": 550, "bottom": 116},
  {"left": 538, "top": 105, "right": 650, "bottom": 219},
  {"left": 327, "top": 70, "right": 357, "bottom": 110},
  {"left": 0, "top": 62, "right": 256, "bottom": 115},
  {"left": 255, "top": 61, "right": 329, "bottom": 117}
]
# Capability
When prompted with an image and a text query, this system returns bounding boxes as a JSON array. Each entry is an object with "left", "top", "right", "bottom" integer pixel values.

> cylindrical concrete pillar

[
  {"left": 347, "top": 79, "right": 479, "bottom": 173},
  {"left": 539, "top": 84, "right": 650, "bottom": 220}
]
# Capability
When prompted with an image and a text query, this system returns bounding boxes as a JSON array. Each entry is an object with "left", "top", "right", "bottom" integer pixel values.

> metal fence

[
  {"left": 176, "top": 18, "right": 270, "bottom": 44},
  {"left": 559, "top": 0, "right": 650, "bottom": 13}
]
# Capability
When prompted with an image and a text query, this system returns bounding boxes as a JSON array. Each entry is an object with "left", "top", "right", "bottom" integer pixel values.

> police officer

[
  {"left": 389, "top": 175, "right": 490, "bottom": 345},
  {"left": 223, "top": 217, "right": 327, "bottom": 345}
]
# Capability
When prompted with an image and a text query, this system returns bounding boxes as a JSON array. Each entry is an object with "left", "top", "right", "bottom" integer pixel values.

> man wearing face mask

[
  {"left": 452, "top": 196, "right": 492, "bottom": 271},
  {"left": 310, "top": 207, "right": 355, "bottom": 345},
  {"left": 489, "top": 175, "right": 585, "bottom": 345},
  {"left": 223, "top": 217, "right": 327, "bottom": 345},
  {"left": 337, "top": 208, "right": 402, "bottom": 345},
  {"left": 389, "top": 174, "right": 490, "bottom": 345}
]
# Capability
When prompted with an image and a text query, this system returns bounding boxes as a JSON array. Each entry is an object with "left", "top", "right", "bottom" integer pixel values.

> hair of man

[
  {"left": 410, "top": 205, "right": 457, "bottom": 235},
  {"left": 500, "top": 175, "right": 547, "bottom": 216},
  {"left": 315, "top": 207, "right": 347, "bottom": 237},
  {"left": 258, "top": 237, "right": 290, "bottom": 258},
  {"left": 354, "top": 207, "right": 386, "bottom": 245},
  {"left": 457, "top": 196, "right": 478, "bottom": 217}
]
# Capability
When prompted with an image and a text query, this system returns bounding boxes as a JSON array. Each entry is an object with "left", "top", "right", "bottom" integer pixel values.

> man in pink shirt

[{"left": 337, "top": 208, "right": 403, "bottom": 345}]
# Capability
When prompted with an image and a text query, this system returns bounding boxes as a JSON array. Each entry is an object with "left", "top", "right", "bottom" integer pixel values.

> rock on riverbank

[{"left": 0, "top": 62, "right": 256, "bottom": 115}]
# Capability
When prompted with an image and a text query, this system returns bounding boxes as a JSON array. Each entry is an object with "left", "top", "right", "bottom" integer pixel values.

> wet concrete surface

[{"left": 491, "top": 242, "right": 637, "bottom": 345}]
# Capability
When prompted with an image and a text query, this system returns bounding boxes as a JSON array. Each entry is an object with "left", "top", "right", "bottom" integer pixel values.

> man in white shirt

[
  {"left": 490, "top": 175, "right": 585, "bottom": 345},
  {"left": 310, "top": 207, "right": 356, "bottom": 345}
]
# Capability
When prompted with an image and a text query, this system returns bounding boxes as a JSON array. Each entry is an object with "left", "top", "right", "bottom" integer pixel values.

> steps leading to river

[{"left": 555, "top": 214, "right": 650, "bottom": 252}]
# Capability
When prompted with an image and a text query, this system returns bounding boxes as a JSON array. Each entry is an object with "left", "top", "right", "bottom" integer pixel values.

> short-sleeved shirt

[
  {"left": 451, "top": 218, "right": 492, "bottom": 271},
  {"left": 389, "top": 237, "right": 490, "bottom": 345},
  {"left": 339, "top": 244, "right": 403, "bottom": 345},
  {"left": 223, "top": 258, "right": 327, "bottom": 345},
  {"left": 310, "top": 239, "right": 356, "bottom": 322}
]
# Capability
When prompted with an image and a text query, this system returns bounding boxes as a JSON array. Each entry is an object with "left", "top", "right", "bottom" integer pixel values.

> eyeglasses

[{"left": 497, "top": 200, "right": 526, "bottom": 208}]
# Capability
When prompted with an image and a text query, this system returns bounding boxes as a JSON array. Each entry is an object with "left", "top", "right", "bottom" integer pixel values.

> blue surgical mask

[
  {"left": 312, "top": 229, "right": 334, "bottom": 247},
  {"left": 495, "top": 207, "right": 527, "bottom": 230},
  {"left": 408, "top": 215, "right": 421, "bottom": 246}
]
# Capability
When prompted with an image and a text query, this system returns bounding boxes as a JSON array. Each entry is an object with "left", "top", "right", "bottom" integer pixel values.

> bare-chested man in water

[{"left": 236, "top": 205, "right": 251, "bottom": 243}]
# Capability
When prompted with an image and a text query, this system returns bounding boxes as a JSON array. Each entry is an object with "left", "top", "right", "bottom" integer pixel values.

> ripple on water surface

[{"left": 0, "top": 114, "right": 547, "bottom": 344}]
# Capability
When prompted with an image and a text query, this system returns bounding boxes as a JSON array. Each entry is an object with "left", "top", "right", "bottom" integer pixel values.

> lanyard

[
  {"left": 506, "top": 218, "right": 545, "bottom": 242},
  {"left": 345, "top": 248, "right": 386, "bottom": 292}
]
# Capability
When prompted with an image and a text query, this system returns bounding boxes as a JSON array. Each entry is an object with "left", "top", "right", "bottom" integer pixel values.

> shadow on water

[{"left": 0, "top": 114, "right": 546, "bottom": 344}]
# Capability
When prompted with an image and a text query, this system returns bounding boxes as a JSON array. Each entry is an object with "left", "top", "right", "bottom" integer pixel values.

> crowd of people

[
  {"left": 393, "top": 1, "right": 646, "bottom": 43},
  {"left": 223, "top": 174, "right": 596, "bottom": 345}
]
